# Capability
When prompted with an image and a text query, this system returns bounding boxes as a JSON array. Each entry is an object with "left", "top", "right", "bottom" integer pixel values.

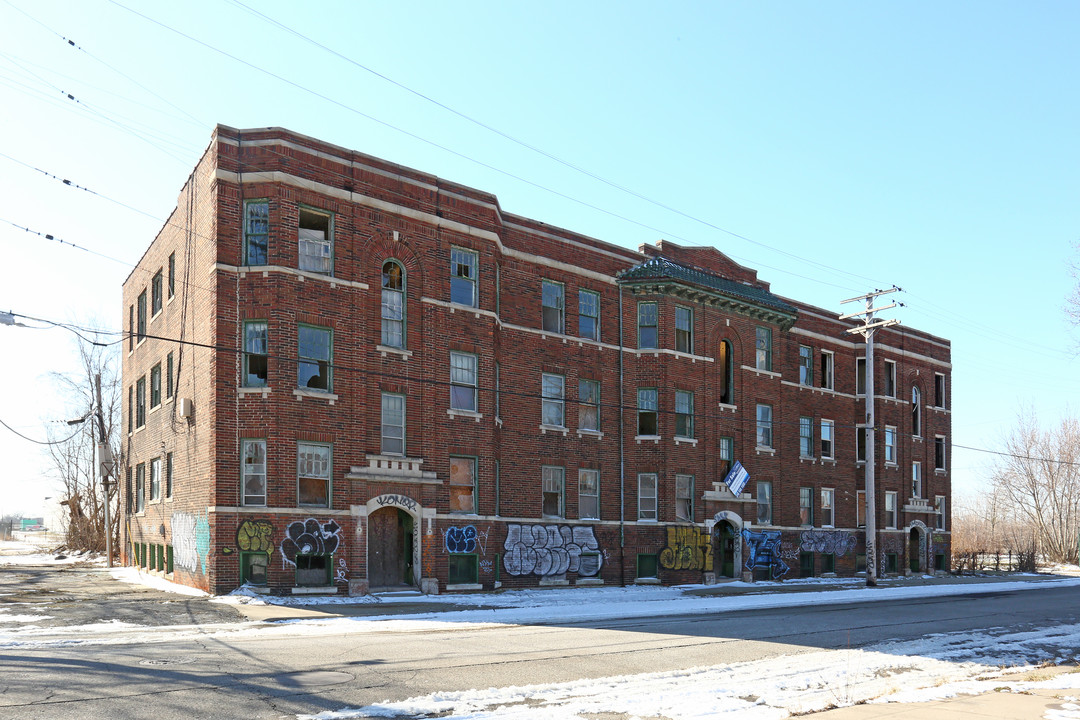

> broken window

[{"left": 298, "top": 207, "right": 332, "bottom": 274}]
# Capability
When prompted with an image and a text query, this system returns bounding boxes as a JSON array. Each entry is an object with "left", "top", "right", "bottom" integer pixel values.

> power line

[
  {"left": 0, "top": 414, "right": 88, "bottom": 446},
  {"left": 952, "top": 443, "right": 1080, "bottom": 469}
]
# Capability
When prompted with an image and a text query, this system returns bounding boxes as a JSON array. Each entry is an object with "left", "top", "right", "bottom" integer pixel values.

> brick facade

[{"left": 120, "top": 125, "right": 952, "bottom": 595}]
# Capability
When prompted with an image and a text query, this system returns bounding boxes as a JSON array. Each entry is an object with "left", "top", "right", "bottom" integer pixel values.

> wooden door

[{"left": 369, "top": 507, "right": 406, "bottom": 588}]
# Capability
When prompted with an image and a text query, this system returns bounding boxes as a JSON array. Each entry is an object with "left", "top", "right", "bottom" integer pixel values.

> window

[
  {"left": 912, "top": 461, "right": 922, "bottom": 498},
  {"left": 381, "top": 393, "right": 405, "bottom": 455},
  {"left": 241, "top": 552, "right": 268, "bottom": 585},
  {"left": 298, "top": 325, "right": 331, "bottom": 391},
  {"left": 151, "top": 270, "right": 163, "bottom": 316},
  {"left": 298, "top": 207, "right": 332, "bottom": 274},
  {"left": 578, "top": 379, "right": 599, "bottom": 431},
  {"left": 244, "top": 321, "right": 268, "bottom": 387},
  {"left": 911, "top": 386, "right": 922, "bottom": 437},
  {"left": 934, "top": 373, "right": 946, "bottom": 408},
  {"left": 135, "top": 463, "right": 145, "bottom": 513},
  {"left": 799, "top": 487, "right": 813, "bottom": 526},
  {"left": 494, "top": 363, "right": 500, "bottom": 419},
  {"left": 800, "top": 551, "right": 815, "bottom": 578},
  {"left": 857, "top": 425, "right": 867, "bottom": 462},
  {"left": 885, "top": 491, "right": 898, "bottom": 528},
  {"left": 244, "top": 200, "right": 269, "bottom": 265},
  {"left": 798, "top": 345, "right": 813, "bottom": 385},
  {"left": 637, "top": 553, "right": 659, "bottom": 579},
  {"left": 128, "top": 305, "right": 134, "bottom": 352},
  {"left": 150, "top": 364, "right": 161, "bottom": 409},
  {"left": 675, "top": 306, "right": 693, "bottom": 353},
  {"left": 137, "top": 291, "right": 147, "bottom": 341},
  {"left": 542, "top": 466, "right": 564, "bottom": 517},
  {"left": 149, "top": 457, "right": 161, "bottom": 502},
  {"left": 718, "top": 339, "right": 734, "bottom": 405},
  {"left": 935, "top": 495, "right": 946, "bottom": 530},
  {"left": 884, "top": 426, "right": 897, "bottom": 464},
  {"left": 637, "top": 388, "right": 658, "bottom": 436},
  {"left": 165, "top": 452, "right": 173, "bottom": 499},
  {"left": 579, "top": 469, "right": 599, "bottom": 519},
  {"left": 935, "top": 436, "right": 947, "bottom": 471},
  {"left": 449, "top": 457, "right": 476, "bottom": 513},
  {"left": 821, "top": 553, "right": 835, "bottom": 574},
  {"left": 541, "top": 280, "right": 564, "bottom": 333},
  {"left": 127, "top": 386, "right": 133, "bottom": 434},
  {"left": 165, "top": 352, "right": 174, "bottom": 399},
  {"left": 675, "top": 474, "right": 693, "bottom": 521},
  {"left": 381, "top": 260, "right": 405, "bottom": 348},
  {"left": 450, "top": 247, "right": 478, "bottom": 307},
  {"left": 821, "top": 419, "right": 834, "bottom": 460},
  {"left": 719, "top": 436, "right": 734, "bottom": 478},
  {"left": 448, "top": 554, "right": 478, "bottom": 585},
  {"left": 755, "top": 327, "right": 772, "bottom": 371},
  {"left": 295, "top": 554, "right": 330, "bottom": 586},
  {"left": 450, "top": 352, "right": 478, "bottom": 412},
  {"left": 136, "top": 377, "right": 146, "bottom": 428},
  {"left": 168, "top": 252, "right": 175, "bottom": 298},
  {"left": 578, "top": 289, "right": 599, "bottom": 341},
  {"left": 821, "top": 488, "right": 835, "bottom": 527},
  {"left": 637, "top": 302, "right": 658, "bottom": 349},
  {"left": 297, "top": 442, "right": 330, "bottom": 507},
  {"left": 820, "top": 350, "right": 834, "bottom": 390},
  {"left": 541, "top": 373, "right": 565, "bottom": 427},
  {"left": 856, "top": 357, "right": 866, "bottom": 395},
  {"left": 883, "top": 360, "right": 896, "bottom": 398},
  {"left": 675, "top": 390, "right": 694, "bottom": 438},
  {"left": 638, "top": 473, "right": 657, "bottom": 521},
  {"left": 857, "top": 489, "right": 866, "bottom": 528},
  {"left": 756, "top": 404, "right": 773, "bottom": 448},
  {"left": 242, "top": 440, "right": 266, "bottom": 506},
  {"left": 799, "top": 417, "right": 813, "bottom": 457},
  {"left": 756, "top": 481, "right": 772, "bottom": 525}
]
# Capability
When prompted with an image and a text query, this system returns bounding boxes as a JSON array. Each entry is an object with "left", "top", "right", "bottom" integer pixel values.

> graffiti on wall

[
  {"left": 503, "top": 524, "right": 602, "bottom": 577},
  {"left": 800, "top": 530, "right": 858, "bottom": 556},
  {"left": 444, "top": 525, "right": 490, "bottom": 555},
  {"left": 171, "top": 512, "right": 211, "bottom": 575},
  {"left": 742, "top": 529, "right": 789, "bottom": 578},
  {"left": 375, "top": 494, "right": 417, "bottom": 512},
  {"left": 879, "top": 533, "right": 903, "bottom": 574},
  {"left": 279, "top": 519, "right": 342, "bottom": 567},
  {"left": 659, "top": 526, "right": 713, "bottom": 571},
  {"left": 335, "top": 557, "right": 349, "bottom": 583},
  {"left": 237, "top": 520, "right": 274, "bottom": 554}
]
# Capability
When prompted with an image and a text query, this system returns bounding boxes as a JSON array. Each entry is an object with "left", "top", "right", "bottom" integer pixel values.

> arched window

[
  {"left": 381, "top": 260, "right": 405, "bottom": 348},
  {"left": 718, "top": 339, "right": 734, "bottom": 405},
  {"left": 911, "top": 386, "right": 921, "bottom": 438}
]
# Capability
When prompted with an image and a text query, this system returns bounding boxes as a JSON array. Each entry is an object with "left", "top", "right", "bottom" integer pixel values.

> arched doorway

[
  {"left": 368, "top": 506, "right": 415, "bottom": 589},
  {"left": 710, "top": 511, "right": 744, "bottom": 579},
  {"left": 908, "top": 526, "right": 924, "bottom": 574}
]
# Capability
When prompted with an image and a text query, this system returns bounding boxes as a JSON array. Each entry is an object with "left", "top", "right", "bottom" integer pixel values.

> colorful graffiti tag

[
  {"left": 445, "top": 525, "right": 490, "bottom": 555},
  {"left": 171, "top": 511, "right": 210, "bottom": 575},
  {"left": 742, "top": 529, "right": 789, "bottom": 578},
  {"left": 659, "top": 526, "right": 713, "bottom": 571},
  {"left": 503, "top": 524, "right": 602, "bottom": 577},
  {"left": 800, "top": 530, "right": 858, "bottom": 556},
  {"left": 279, "top": 519, "right": 342, "bottom": 566},
  {"left": 236, "top": 519, "right": 274, "bottom": 554}
]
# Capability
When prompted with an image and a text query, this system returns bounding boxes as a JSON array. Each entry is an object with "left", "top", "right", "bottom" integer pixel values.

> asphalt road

[{"left": 2, "top": 564, "right": 1078, "bottom": 719}]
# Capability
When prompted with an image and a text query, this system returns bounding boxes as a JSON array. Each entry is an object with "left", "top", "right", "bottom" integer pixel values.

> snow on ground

[
  {"left": 109, "top": 566, "right": 209, "bottom": 597},
  {"left": 296, "top": 624, "right": 1080, "bottom": 720},
  {"left": 0, "top": 538, "right": 101, "bottom": 566}
]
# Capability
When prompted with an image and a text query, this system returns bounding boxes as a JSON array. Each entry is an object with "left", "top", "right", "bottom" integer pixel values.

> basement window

[{"left": 295, "top": 554, "right": 330, "bottom": 586}]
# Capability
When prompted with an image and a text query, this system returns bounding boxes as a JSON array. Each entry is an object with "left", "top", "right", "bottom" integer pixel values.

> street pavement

[{"left": 3, "top": 554, "right": 1078, "bottom": 718}]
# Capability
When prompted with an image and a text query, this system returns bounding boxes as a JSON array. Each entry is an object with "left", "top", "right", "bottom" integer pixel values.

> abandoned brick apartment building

[{"left": 120, "top": 125, "right": 952, "bottom": 595}]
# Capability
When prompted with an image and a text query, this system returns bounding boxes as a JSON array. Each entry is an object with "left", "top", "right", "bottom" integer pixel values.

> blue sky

[{"left": 1, "top": 1, "right": 1078, "bottom": 517}]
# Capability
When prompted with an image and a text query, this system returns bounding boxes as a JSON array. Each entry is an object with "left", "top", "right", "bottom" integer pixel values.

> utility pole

[
  {"left": 94, "top": 373, "right": 114, "bottom": 568},
  {"left": 841, "top": 287, "right": 901, "bottom": 588}
]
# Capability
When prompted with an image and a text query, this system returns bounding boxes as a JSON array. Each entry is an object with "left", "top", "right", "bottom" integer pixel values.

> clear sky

[{"left": 1, "top": 1, "right": 1078, "bottom": 518}]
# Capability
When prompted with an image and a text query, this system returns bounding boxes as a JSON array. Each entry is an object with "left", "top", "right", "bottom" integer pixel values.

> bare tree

[
  {"left": 988, "top": 412, "right": 1080, "bottom": 565},
  {"left": 46, "top": 329, "right": 122, "bottom": 555}
]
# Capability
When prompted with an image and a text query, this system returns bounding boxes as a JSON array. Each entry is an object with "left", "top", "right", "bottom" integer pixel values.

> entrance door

[
  {"left": 715, "top": 521, "right": 737, "bottom": 578},
  {"left": 909, "top": 528, "right": 922, "bottom": 573},
  {"left": 369, "top": 507, "right": 413, "bottom": 588}
]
